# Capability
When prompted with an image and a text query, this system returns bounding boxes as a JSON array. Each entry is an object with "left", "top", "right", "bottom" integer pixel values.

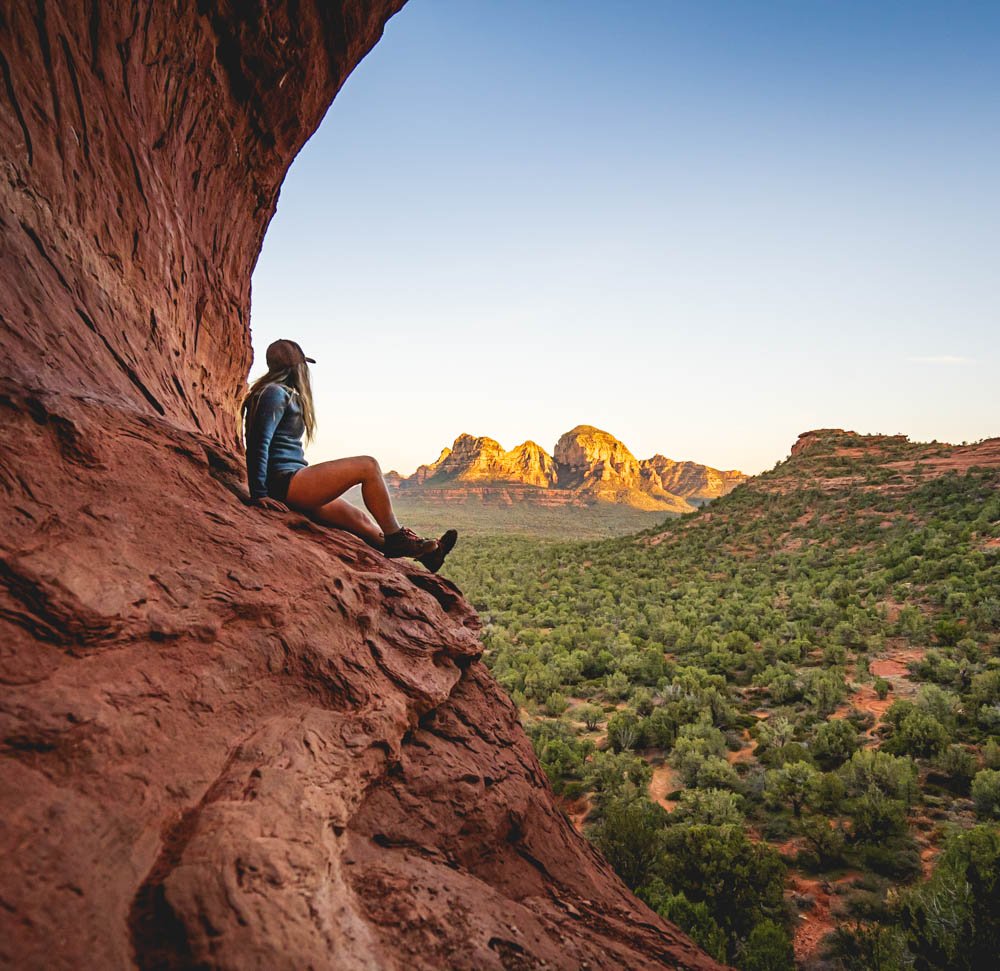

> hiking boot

[
  {"left": 383, "top": 527, "right": 438, "bottom": 559},
  {"left": 418, "top": 529, "right": 458, "bottom": 573}
]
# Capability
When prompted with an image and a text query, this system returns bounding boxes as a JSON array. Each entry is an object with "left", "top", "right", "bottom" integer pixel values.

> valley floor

[{"left": 439, "top": 432, "right": 1000, "bottom": 970}]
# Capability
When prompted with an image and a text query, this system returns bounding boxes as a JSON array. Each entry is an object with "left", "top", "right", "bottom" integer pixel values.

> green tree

[
  {"left": 659, "top": 824, "right": 786, "bottom": 947},
  {"left": 970, "top": 670, "right": 1000, "bottom": 708},
  {"left": 584, "top": 750, "right": 651, "bottom": 808},
  {"left": 671, "top": 788, "right": 744, "bottom": 827},
  {"left": 692, "top": 756, "right": 742, "bottom": 792},
  {"left": 592, "top": 796, "right": 665, "bottom": 890},
  {"left": 766, "top": 762, "right": 820, "bottom": 817},
  {"left": 577, "top": 703, "right": 603, "bottom": 731},
  {"left": 841, "top": 750, "right": 918, "bottom": 804},
  {"left": 604, "top": 669, "right": 631, "bottom": 700},
  {"left": 885, "top": 709, "right": 950, "bottom": 758},
  {"left": 523, "top": 664, "right": 560, "bottom": 701},
  {"left": 935, "top": 744, "right": 977, "bottom": 792},
  {"left": 984, "top": 738, "right": 1000, "bottom": 771},
  {"left": 900, "top": 824, "right": 1000, "bottom": 970},
  {"left": 804, "top": 668, "right": 848, "bottom": 716},
  {"left": 812, "top": 718, "right": 860, "bottom": 769},
  {"left": 739, "top": 920, "right": 795, "bottom": 971},
  {"left": 915, "top": 683, "right": 960, "bottom": 729},
  {"left": 851, "top": 786, "right": 908, "bottom": 841},
  {"left": 828, "top": 923, "right": 911, "bottom": 971},
  {"left": 971, "top": 769, "right": 1000, "bottom": 819},
  {"left": 811, "top": 771, "right": 847, "bottom": 813},
  {"left": 753, "top": 666, "right": 802, "bottom": 705},
  {"left": 670, "top": 719, "right": 728, "bottom": 785},
  {"left": 607, "top": 710, "right": 641, "bottom": 752},
  {"left": 798, "top": 814, "right": 847, "bottom": 869},
  {"left": 638, "top": 883, "right": 728, "bottom": 963},
  {"left": 537, "top": 737, "right": 585, "bottom": 792},
  {"left": 645, "top": 705, "right": 679, "bottom": 748}
]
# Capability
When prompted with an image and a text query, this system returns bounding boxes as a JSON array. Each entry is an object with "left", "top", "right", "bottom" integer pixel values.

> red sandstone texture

[{"left": 0, "top": 3, "right": 723, "bottom": 969}]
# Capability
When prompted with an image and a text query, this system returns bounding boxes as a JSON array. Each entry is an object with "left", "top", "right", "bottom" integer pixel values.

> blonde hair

[{"left": 242, "top": 362, "right": 316, "bottom": 442}]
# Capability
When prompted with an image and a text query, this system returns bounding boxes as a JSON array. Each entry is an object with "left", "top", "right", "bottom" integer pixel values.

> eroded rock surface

[{"left": 0, "top": 3, "right": 725, "bottom": 969}]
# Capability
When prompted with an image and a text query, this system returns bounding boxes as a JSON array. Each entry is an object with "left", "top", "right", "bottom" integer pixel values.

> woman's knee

[{"left": 359, "top": 455, "right": 382, "bottom": 478}]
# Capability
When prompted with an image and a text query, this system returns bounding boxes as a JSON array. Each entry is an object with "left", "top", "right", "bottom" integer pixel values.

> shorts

[{"left": 266, "top": 470, "right": 298, "bottom": 503}]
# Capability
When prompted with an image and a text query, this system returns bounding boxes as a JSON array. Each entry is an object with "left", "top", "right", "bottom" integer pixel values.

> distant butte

[{"left": 388, "top": 424, "right": 747, "bottom": 513}]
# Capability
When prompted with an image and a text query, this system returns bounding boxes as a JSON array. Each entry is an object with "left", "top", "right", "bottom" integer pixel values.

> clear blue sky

[{"left": 250, "top": 0, "right": 999, "bottom": 475}]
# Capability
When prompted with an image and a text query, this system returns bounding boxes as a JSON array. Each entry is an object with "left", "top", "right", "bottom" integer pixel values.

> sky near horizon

[{"left": 250, "top": 0, "right": 999, "bottom": 476}]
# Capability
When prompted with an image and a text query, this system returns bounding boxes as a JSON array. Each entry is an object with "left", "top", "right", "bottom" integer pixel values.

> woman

[{"left": 243, "top": 339, "right": 456, "bottom": 572}]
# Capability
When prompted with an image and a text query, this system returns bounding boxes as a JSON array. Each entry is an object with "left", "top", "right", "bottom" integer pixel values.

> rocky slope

[
  {"left": 0, "top": 3, "right": 724, "bottom": 969},
  {"left": 767, "top": 428, "right": 1000, "bottom": 492},
  {"left": 390, "top": 425, "right": 745, "bottom": 513},
  {"left": 648, "top": 428, "right": 1000, "bottom": 545},
  {"left": 640, "top": 455, "right": 747, "bottom": 504}
]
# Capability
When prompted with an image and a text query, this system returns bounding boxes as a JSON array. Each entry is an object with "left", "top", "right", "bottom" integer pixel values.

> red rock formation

[
  {"left": 391, "top": 426, "right": 744, "bottom": 513},
  {"left": 409, "top": 434, "right": 561, "bottom": 489},
  {"left": 789, "top": 428, "right": 851, "bottom": 456},
  {"left": 640, "top": 455, "right": 746, "bottom": 503},
  {"left": 0, "top": 3, "right": 725, "bottom": 969}
]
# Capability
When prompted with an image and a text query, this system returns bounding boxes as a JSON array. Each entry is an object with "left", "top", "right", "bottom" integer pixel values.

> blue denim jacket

[{"left": 244, "top": 383, "right": 308, "bottom": 499}]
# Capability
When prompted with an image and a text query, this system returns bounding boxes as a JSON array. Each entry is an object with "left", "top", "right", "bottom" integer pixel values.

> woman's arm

[{"left": 245, "top": 383, "right": 289, "bottom": 501}]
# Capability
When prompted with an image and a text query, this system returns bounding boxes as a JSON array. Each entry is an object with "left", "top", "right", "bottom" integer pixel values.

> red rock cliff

[{"left": 0, "top": 3, "right": 725, "bottom": 969}]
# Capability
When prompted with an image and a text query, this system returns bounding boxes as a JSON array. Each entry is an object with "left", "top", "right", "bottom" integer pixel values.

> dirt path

[
  {"left": 830, "top": 641, "right": 925, "bottom": 745},
  {"left": 790, "top": 640, "right": 924, "bottom": 962},
  {"left": 648, "top": 762, "right": 680, "bottom": 812},
  {"left": 725, "top": 728, "right": 754, "bottom": 764},
  {"left": 787, "top": 872, "right": 860, "bottom": 965}
]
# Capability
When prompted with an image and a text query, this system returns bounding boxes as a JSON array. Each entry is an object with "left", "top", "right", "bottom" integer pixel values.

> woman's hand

[{"left": 252, "top": 496, "right": 289, "bottom": 512}]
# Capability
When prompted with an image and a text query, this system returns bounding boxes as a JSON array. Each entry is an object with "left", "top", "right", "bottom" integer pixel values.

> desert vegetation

[{"left": 441, "top": 431, "right": 1000, "bottom": 969}]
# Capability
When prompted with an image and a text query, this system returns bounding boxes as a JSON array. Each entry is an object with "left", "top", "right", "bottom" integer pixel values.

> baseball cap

[{"left": 265, "top": 339, "right": 316, "bottom": 369}]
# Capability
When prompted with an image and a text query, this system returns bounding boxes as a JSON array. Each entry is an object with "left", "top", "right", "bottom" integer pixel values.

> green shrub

[
  {"left": 984, "top": 738, "right": 1000, "bottom": 770},
  {"left": 934, "top": 745, "right": 977, "bottom": 791},
  {"left": 827, "top": 922, "right": 911, "bottom": 971},
  {"left": 798, "top": 814, "right": 848, "bottom": 870},
  {"left": 739, "top": 920, "right": 795, "bottom": 971},
  {"left": 851, "top": 788, "right": 909, "bottom": 842},
  {"left": 858, "top": 838, "right": 922, "bottom": 879},
  {"left": 900, "top": 824, "right": 1000, "bottom": 970},
  {"left": 812, "top": 718, "right": 860, "bottom": 769},
  {"left": 592, "top": 796, "right": 665, "bottom": 889},
  {"left": 658, "top": 823, "right": 786, "bottom": 948},
  {"left": 971, "top": 769, "right": 1000, "bottom": 819},
  {"left": 606, "top": 710, "right": 641, "bottom": 752},
  {"left": 884, "top": 709, "right": 950, "bottom": 759},
  {"left": 841, "top": 750, "right": 918, "bottom": 804},
  {"left": 671, "top": 788, "right": 744, "bottom": 827},
  {"left": 577, "top": 703, "right": 603, "bottom": 730},
  {"left": 638, "top": 883, "right": 728, "bottom": 963},
  {"left": 765, "top": 762, "right": 820, "bottom": 817}
]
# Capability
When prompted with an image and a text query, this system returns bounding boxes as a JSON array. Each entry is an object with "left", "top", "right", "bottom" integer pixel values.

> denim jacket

[{"left": 244, "top": 383, "right": 308, "bottom": 499}]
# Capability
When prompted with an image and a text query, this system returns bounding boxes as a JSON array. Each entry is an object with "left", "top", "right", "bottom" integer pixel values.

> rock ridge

[
  {"left": 391, "top": 424, "right": 746, "bottom": 513},
  {"left": 0, "top": 3, "right": 725, "bottom": 969}
]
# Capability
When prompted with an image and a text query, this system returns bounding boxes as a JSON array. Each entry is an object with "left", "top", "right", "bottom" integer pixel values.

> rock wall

[{"left": 0, "top": 3, "right": 725, "bottom": 969}]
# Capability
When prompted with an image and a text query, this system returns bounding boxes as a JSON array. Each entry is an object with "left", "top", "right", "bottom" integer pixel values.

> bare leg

[
  {"left": 310, "top": 497, "right": 385, "bottom": 548},
  {"left": 285, "top": 455, "right": 401, "bottom": 540}
]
